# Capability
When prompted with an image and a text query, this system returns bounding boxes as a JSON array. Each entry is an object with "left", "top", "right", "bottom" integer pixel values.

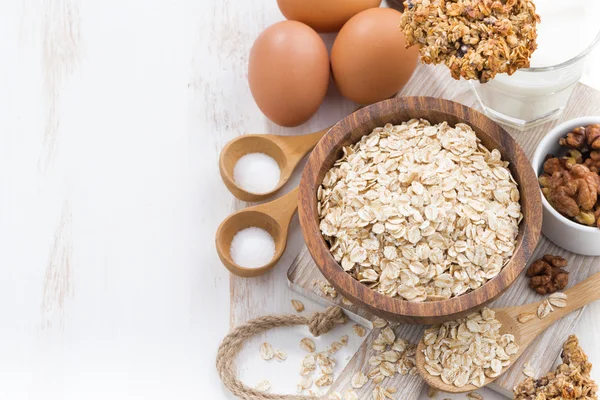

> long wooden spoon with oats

[{"left": 415, "top": 271, "right": 600, "bottom": 393}]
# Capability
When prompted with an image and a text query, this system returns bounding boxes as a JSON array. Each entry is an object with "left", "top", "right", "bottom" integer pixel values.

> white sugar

[
  {"left": 233, "top": 153, "right": 280, "bottom": 194},
  {"left": 230, "top": 227, "right": 276, "bottom": 269}
]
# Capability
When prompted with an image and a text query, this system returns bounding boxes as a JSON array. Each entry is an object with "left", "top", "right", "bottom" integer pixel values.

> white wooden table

[{"left": 1, "top": 1, "right": 600, "bottom": 399}]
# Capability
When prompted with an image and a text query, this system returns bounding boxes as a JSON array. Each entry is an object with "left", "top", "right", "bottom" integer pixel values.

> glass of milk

[{"left": 472, "top": 0, "right": 600, "bottom": 130}]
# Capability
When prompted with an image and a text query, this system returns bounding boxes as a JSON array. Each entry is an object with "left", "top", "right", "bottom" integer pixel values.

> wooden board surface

[{"left": 288, "top": 63, "right": 600, "bottom": 398}]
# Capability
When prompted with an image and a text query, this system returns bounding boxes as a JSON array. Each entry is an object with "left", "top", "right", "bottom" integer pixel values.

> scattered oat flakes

[
  {"left": 254, "top": 380, "right": 271, "bottom": 392},
  {"left": 344, "top": 388, "right": 359, "bottom": 400},
  {"left": 291, "top": 299, "right": 305, "bottom": 313},
  {"left": 320, "top": 363, "right": 334, "bottom": 375},
  {"left": 318, "top": 280, "right": 338, "bottom": 298},
  {"left": 301, "top": 354, "right": 316, "bottom": 376},
  {"left": 467, "top": 392, "right": 484, "bottom": 400},
  {"left": 517, "top": 312, "right": 536, "bottom": 323},
  {"left": 274, "top": 350, "right": 287, "bottom": 361},
  {"left": 523, "top": 362, "right": 535, "bottom": 378},
  {"left": 548, "top": 292, "right": 567, "bottom": 308},
  {"left": 342, "top": 297, "right": 354, "bottom": 306},
  {"left": 317, "top": 351, "right": 336, "bottom": 368},
  {"left": 340, "top": 335, "right": 349, "bottom": 346},
  {"left": 422, "top": 307, "right": 518, "bottom": 388},
  {"left": 537, "top": 300, "right": 553, "bottom": 319},
  {"left": 373, "top": 318, "right": 388, "bottom": 329},
  {"left": 315, "top": 374, "right": 333, "bottom": 387},
  {"left": 259, "top": 342, "right": 274, "bottom": 361},
  {"left": 351, "top": 371, "right": 368, "bottom": 389},
  {"left": 328, "top": 392, "right": 342, "bottom": 400},
  {"left": 328, "top": 341, "right": 343, "bottom": 354},
  {"left": 379, "top": 361, "right": 396, "bottom": 377},
  {"left": 353, "top": 324, "right": 367, "bottom": 337},
  {"left": 381, "top": 327, "right": 395, "bottom": 344},
  {"left": 382, "top": 350, "right": 400, "bottom": 363},
  {"left": 372, "top": 386, "right": 395, "bottom": 400},
  {"left": 366, "top": 329, "right": 418, "bottom": 385},
  {"left": 297, "top": 377, "right": 313, "bottom": 392},
  {"left": 300, "top": 338, "right": 316, "bottom": 353},
  {"left": 318, "top": 120, "right": 522, "bottom": 303}
]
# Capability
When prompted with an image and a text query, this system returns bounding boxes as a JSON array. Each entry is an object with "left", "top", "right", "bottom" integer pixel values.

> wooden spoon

[
  {"left": 219, "top": 128, "right": 328, "bottom": 202},
  {"left": 215, "top": 187, "right": 298, "bottom": 277},
  {"left": 416, "top": 271, "right": 600, "bottom": 393}
]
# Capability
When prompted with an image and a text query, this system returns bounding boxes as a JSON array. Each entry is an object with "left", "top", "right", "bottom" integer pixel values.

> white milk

[
  {"left": 530, "top": 0, "right": 597, "bottom": 68},
  {"left": 473, "top": 0, "right": 600, "bottom": 129}
]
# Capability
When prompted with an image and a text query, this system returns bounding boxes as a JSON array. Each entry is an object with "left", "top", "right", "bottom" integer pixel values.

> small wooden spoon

[
  {"left": 219, "top": 128, "right": 328, "bottom": 202},
  {"left": 416, "top": 270, "right": 600, "bottom": 393},
  {"left": 215, "top": 188, "right": 298, "bottom": 277}
]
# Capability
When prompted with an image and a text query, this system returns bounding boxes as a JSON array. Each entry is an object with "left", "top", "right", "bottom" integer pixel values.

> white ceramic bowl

[{"left": 531, "top": 116, "right": 600, "bottom": 255}]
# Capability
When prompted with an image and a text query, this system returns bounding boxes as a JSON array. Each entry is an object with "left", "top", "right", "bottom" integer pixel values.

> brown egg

[
  {"left": 248, "top": 21, "right": 330, "bottom": 127},
  {"left": 277, "top": 0, "right": 382, "bottom": 33},
  {"left": 331, "top": 8, "right": 418, "bottom": 105}
]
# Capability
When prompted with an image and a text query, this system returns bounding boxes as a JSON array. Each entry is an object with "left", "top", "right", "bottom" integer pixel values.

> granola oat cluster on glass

[
  {"left": 514, "top": 335, "right": 598, "bottom": 399},
  {"left": 400, "top": 0, "right": 540, "bottom": 83},
  {"left": 317, "top": 119, "right": 522, "bottom": 302}
]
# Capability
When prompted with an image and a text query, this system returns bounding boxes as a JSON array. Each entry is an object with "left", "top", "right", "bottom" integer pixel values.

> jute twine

[{"left": 216, "top": 306, "right": 346, "bottom": 400}]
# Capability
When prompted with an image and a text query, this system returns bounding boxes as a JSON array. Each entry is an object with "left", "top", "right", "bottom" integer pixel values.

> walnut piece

[
  {"left": 526, "top": 255, "right": 568, "bottom": 295},
  {"left": 560, "top": 125, "right": 600, "bottom": 150},
  {"left": 585, "top": 151, "right": 600, "bottom": 173},
  {"left": 539, "top": 130, "right": 600, "bottom": 229},
  {"left": 541, "top": 164, "right": 599, "bottom": 217},
  {"left": 400, "top": 0, "right": 540, "bottom": 83},
  {"left": 514, "top": 335, "right": 598, "bottom": 399},
  {"left": 542, "top": 254, "right": 568, "bottom": 269}
]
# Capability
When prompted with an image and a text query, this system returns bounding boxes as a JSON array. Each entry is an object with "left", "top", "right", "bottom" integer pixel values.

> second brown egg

[
  {"left": 277, "top": 0, "right": 382, "bottom": 33},
  {"left": 331, "top": 8, "right": 419, "bottom": 105}
]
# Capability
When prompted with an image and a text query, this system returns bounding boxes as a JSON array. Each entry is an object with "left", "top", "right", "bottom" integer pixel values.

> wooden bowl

[{"left": 298, "top": 97, "right": 542, "bottom": 324}]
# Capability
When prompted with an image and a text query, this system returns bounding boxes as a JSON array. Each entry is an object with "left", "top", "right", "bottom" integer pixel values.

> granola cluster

[
  {"left": 400, "top": 0, "right": 540, "bottom": 83},
  {"left": 514, "top": 335, "right": 598, "bottom": 399}
]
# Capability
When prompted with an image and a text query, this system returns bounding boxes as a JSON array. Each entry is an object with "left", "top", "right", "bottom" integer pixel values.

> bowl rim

[
  {"left": 298, "top": 96, "right": 543, "bottom": 319},
  {"left": 532, "top": 115, "right": 600, "bottom": 233}
]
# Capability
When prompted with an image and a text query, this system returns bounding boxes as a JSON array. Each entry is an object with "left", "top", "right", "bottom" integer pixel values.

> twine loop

[{"left": 216, "top": 306, "right": 346, "bottom": 400}]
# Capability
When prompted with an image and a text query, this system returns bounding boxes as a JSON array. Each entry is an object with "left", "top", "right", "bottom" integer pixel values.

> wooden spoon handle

[
  {"left": 521, "top": 271, "right": 600, "bottom": 332},
  {"left": 562, "top": 270, "right": 600, "bottom": 310},
  {"left": 269, "top": 128, "right": 329, "bottom": 164},
  {"left": 254, "top": 187, "right": 299, "bottom": 230}
]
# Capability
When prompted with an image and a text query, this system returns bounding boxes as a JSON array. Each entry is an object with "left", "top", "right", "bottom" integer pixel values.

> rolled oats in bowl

[{"left": 317, "top": 119, "right": 522, "bottom": 302}]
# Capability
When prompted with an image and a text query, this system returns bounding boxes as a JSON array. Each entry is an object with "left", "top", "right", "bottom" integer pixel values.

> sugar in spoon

[
  {"left": 219, "top": 127, "right": 328, "bottom": 202},
  {"left": 215, "top": 187, "right": 298, "bottom": 277}
]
